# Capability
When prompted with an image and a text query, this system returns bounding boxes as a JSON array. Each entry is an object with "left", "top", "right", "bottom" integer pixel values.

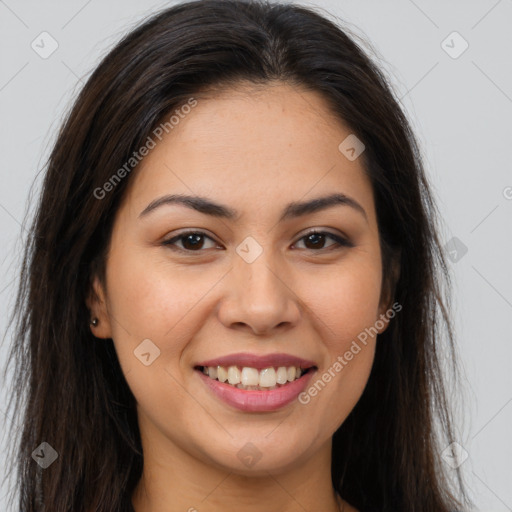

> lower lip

[{"left": 196, "top": 369, "right": 316, "bottom": 412}]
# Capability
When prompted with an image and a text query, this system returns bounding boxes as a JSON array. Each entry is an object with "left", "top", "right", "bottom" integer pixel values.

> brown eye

[
  {"left": 162, "top": 231, "right": 218, "bottom": 252},
  {"left": 294, "top": 230, "right": 353, "bottom": 251}
]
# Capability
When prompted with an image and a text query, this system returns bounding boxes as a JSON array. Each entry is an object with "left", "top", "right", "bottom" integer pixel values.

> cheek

[
  {"left": 104, "top": 247, "right": 221, "bottom": 369},
  {"left": 104, "top": 253, "right": 213, "bottom": 429},
  {"left": 294, "top": 257, "right": 382, "bottom": 427},
  {"left": 303, "top": 255, "right": 383, "bottom": 346},
  {"left": 108, "top": 239, "right": 223, "bottom": 326}
]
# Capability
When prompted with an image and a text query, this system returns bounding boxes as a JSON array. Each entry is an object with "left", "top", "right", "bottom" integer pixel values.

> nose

[{"left": 217, "top": 250, "right": 301, "bottom": 336}]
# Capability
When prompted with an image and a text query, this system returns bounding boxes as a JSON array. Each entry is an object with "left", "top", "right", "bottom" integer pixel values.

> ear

[
  {"left": 376, "top": 249, "right": 401, "bottom": 334},
  {"left": 86, "top": 274, "right": 113, "bottom": 339}
]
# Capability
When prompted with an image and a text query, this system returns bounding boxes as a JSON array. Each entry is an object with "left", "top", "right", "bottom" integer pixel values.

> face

[{"left": 89, "top": 82, "right": 393, "bottom": 476}]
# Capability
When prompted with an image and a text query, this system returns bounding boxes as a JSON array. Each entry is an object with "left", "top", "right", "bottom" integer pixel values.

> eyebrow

[{"left": 138, "top": 192, "right": 368, "bottom": 223}]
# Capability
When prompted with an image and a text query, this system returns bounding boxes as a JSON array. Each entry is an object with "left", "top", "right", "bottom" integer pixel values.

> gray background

[{"left": 1, "top": 0, "right": 511, "bottom": 510}]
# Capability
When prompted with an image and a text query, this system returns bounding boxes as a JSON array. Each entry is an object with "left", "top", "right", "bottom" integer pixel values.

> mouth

[
  {"left": 195, "top": 365, "right": 316, "bottom": 412},
  {"left": 193, "top": 353, "right": 318, "bottom": 412},
  {"left": 195, "top": 364, "right": 316, "bottom": 391}
]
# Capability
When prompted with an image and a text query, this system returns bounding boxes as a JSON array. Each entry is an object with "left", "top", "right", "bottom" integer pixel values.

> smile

[{"left": 194, "top": 352, "right": 317, "bottom": 412}]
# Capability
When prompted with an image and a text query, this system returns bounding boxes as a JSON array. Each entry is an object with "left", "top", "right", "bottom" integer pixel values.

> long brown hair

[{"left": 3, "top": 1, "right": 470, "bottom": 510}]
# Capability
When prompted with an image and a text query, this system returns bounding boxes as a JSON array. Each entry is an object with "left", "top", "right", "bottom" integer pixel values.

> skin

[{"left": 87, "top": 81, "right": 396, "bottom": 512}]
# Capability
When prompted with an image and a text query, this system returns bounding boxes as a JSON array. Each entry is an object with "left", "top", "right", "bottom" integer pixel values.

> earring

[{"left": 90, "top": 318, "right": 99, "bottom": 327}]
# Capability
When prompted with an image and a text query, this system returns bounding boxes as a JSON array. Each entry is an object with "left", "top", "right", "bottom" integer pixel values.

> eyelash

[{"left": 161, "top": 229, "right": 353, "bottom": 253}]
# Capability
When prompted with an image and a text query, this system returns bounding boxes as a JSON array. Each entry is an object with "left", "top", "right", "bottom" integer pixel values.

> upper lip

[{"left": 195, "top": 352, "right": 317, "bottom": 370}]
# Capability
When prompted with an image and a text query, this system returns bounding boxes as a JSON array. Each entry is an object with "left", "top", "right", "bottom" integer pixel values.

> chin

[{"left": 197, "top": 429, "right": 319, "bottom": 476}]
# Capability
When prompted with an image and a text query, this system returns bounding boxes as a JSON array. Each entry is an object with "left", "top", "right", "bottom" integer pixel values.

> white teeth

[
  {"left": 276, "top": 366, "right": 288, "bottom": 384},
  {"left": 241, "top": 367, "right": 259, "bottom": 386},
  {"left": 217, "top": 366, "right": 228, "bottom": 382},
  {"left": 259, "top": 367, "right": 276, "bottom": 387},
  {"left": 201, "top": 364, "right": 310, "bottom": 389},
  {"left": 227, "top": 366, "right": 241, "bottom": 385}
]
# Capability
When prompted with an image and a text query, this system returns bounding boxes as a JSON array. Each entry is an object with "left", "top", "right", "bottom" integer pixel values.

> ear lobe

[{"left": 86, "top": 275, "right": 112, "bottom": 339}]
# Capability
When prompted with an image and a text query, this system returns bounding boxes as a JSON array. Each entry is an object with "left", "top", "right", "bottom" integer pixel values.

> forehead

[{"left": 121, "top": 82, "right": 376, "bottom": 225}]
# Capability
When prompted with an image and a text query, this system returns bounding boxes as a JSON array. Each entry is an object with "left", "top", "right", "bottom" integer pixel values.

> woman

[{"left": 4, "top": 0, "right": 470, "bottom": 510}]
